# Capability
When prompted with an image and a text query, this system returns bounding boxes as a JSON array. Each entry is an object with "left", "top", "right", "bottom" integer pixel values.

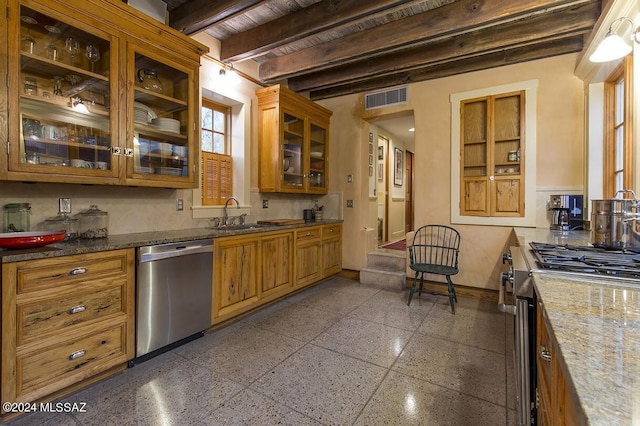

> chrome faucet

[{"left": 223, "top": 197, "right": 240, "bottom": 225}]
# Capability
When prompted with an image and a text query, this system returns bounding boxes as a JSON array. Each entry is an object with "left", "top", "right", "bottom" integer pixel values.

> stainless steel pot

[{"left": 592, "top": 190, "right": 640, "bottom": 249}]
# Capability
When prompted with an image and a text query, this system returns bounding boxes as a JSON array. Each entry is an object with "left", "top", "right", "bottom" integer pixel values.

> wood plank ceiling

[{"left": 166, "top": 0, "right": 603, "bottom": 100}]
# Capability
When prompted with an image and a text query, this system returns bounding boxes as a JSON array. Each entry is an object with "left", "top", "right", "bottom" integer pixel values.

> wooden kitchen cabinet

[
  {"left": 294, "top": 226, "right": 323, "bottom": 287},
  {"left": 322, "top": 223, "right": 342, "bottom": 276},
  {"left": 256, "top": 85, "right": 332, "bottom": 194},
  {"left": 460, "top": 91, "right": 524, "bottom": 217},
  {"left": 213, "top": 235, "right": 260, "bottom": 324},
  {"left": 536, "top": 301, "right": 582, "bottom": 426},
  {"left": 1, "top": 249, "right": 135, "bottom": 418},
  {"left": 260, "top": 232, "right": 294, "bottom": 302},
  {"left": 1, "top": 0, "right": 206, "bottom": 187}
]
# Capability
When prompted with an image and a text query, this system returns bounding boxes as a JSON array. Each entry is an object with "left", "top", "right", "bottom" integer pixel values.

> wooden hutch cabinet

[
  {"left": 460, "top": 91, "right": 525, "bottom": 217},
  {"left": 0, "top": 0, "right": 207, "bottom": 188},
  {"left": 256, "top": 85, "right": 332, "bottom": 194}
]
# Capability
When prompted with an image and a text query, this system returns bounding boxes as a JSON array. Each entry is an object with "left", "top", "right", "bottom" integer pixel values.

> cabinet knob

[
  {"left": 69, "top": 267, "right": 88, "bottom": 276},
  {"left": 68, "top": 305, "right": 86, "bottom": 314},
  {"left": 68, "top": 349, "right": 86, "bottom": 361},
  {"left": 539, "top": 345, "right": 552, "bottom": 363},
  {"left": 112, "top": 147, "right": 122, "bottom": 155}
]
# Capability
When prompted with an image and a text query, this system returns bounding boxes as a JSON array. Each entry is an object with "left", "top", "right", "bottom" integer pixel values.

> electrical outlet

[
  {"left": 262, "top": 200, "right": 269, "bottom": 208},
  {"left": 59, "top": 198, "right": 71, "bottom": 213},
  {"left": 347, "top": 200, "right": 354, "bottom": 208},
  {"left": 176, "top": 198, "right": 184, "bottom": 211}
]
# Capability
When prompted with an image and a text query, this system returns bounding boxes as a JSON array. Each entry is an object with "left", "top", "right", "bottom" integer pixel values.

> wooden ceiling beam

[
  {"left": 288, "top": 2, "right": 599, "bottom": 92},
  {"left": 258, "top": 0, "right": 596, "bottom": 81},
  {"left": 170, "top": 0, "right": 266, "bottom": 35},
  {"left": 220, "top": 0, "right": 418, "bottom": 62},
  {"left": 308, "top": 36, "right": 585, "bottom": 100}
]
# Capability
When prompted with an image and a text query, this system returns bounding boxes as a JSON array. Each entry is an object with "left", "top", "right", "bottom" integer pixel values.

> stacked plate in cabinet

[
  {"left": 151, "top": 118, "right": 180, "bottom": 134},
  {"left": 134, "top": 102, "right": 157, "bottom": 124}
]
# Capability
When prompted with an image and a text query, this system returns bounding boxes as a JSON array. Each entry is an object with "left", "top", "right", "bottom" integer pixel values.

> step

[
  {"left": 360, "top": 267, "right": 406, "bottom": 291},
  {"left": 367, "top": 251, "right": 406, "bottom": 271}
]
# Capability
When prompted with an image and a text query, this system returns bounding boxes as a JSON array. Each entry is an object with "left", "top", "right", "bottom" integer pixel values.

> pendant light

[{"left": 589, "top": 17, "right": 638, "bottom": 63}]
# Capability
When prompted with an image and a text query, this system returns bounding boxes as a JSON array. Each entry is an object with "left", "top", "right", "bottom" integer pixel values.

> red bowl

[{"left": 0, "top": 231, "right": 66, "bottom": 249}]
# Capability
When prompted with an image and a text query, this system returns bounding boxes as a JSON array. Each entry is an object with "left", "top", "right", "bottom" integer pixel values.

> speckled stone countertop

[
  {"left": 0, "top": 220, "right": 343, "bottom": 263},
  {"left": 533, "top": 272, "right": 640, "bottom": 425},
  {"left": 514, "top": 228, "right": 640, "bottom": 425}
]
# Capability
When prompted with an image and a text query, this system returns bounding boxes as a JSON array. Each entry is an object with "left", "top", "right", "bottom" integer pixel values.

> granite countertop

[
  {"left": 533, "top": 272, "right": 640, "bottom": 425},
  {"left": 0, "top": 219, "right": 343, "bottom": 263},
  {"left": 514, "top": 228, "right": 640, "bottom": 425}
]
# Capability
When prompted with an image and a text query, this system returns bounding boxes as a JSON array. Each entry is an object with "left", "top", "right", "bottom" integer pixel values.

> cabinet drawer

[
  {"left": 16, "top": 251, "right": 130, "bottom": 294},
  {"left": 296, "top": 227, "right": 321, "bottom": 242},
  {"left": 17, "top": 324, "right": 127, "bottom": 400},
  {"left": 322, "top": 224, "right": 341, "bottom": 239},
  {"left": 16, "top": 324, "right": 126, "bottom": 401},
  {"left": 17, "top": 286, "right": 126, "bottom": 345}
]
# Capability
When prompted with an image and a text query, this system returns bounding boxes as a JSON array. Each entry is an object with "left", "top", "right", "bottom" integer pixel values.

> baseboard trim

[
  {"left": 405, "top": 278, "right": 498, "bottom": 303},
  {"left": 343, "top": 269, "right": 497, "bottom": 303}
]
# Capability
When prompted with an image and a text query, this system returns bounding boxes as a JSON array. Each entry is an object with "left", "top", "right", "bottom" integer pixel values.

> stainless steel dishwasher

[{"left": 134, "top": 239, "right": 213, "bottom": 363}]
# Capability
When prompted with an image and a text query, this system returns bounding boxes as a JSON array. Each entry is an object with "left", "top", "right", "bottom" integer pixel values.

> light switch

[{"left": 347, "top": 174, "right": 353, "bottom": 183}]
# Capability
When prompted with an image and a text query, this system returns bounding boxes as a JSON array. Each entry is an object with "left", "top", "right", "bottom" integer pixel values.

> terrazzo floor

[{"left": 8, "top": 276, "right": 515, "bottom": 426}]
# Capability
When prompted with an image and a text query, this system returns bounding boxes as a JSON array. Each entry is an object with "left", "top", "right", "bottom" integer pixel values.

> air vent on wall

[{"left": 364, "top": 86, "right": 408, "bottom": 110}]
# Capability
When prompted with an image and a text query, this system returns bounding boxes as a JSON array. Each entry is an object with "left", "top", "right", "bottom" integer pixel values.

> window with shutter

[
  {"left": 202, "top": 152, "right": 232, "bottom": 205},
  {"left": 202, "top": 99, "right": 232, "bottom": 205}
]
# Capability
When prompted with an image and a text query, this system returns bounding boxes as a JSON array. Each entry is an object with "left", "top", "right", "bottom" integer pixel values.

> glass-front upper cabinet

[
  {"left": 128, "top": 46, "right": 196, "bottom": 186},
  {"left": 308, "top": 121, "right": 328, "bottom": 191},
  {"left": 12, "top": 4, "right": 116, "bottom": 178},
  {"left": 282, "top": 111, "right": 305, "bottom": 189}
]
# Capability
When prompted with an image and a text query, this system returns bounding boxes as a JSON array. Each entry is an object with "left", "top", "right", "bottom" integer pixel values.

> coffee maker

[{"left": 548, "top": 194, "right": 584, "bottom": 230}]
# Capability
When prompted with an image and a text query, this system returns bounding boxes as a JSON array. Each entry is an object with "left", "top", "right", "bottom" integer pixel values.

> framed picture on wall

[
  {"left": 378, "top": 163, "right": 383, "bottom": 180},
  {"left": 369, "top": 166, "right": 373, "bottom": 177},
  {"left": 369, "top": 143, "right": 373, "bottom": 154},
  {"left": 378, "top": 145, "right": 384, "bottom": 160},
  {"left": 394, "top": 148, "right": 403, "bottom": 186}
]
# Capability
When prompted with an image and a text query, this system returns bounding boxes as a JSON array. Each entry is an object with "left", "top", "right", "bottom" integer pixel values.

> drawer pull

[
  {"left": 540, "top": 345, "right": 552, "bottom": 363},
  {"left": 68, "top": 305, "right": 86, "bottom": 314},
  {"left": 69, "top": 267, "right": 87, "bottom": 276},
  {"left": 68, "top": 349, "right": 86, "bottom": 361},
  {"left": 306, "top": 232, "right": 311, "bottom": 236}
]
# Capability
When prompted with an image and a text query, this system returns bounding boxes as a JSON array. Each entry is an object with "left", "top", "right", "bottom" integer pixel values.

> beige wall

[{"left": 319, "top": 53, "right": 585, "bottom": 289}]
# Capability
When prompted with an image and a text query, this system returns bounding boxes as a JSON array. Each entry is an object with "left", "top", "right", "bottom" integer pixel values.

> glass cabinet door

[
  {"left": 15, "top": 5, "right": 114, "bottom": 174},
  {"left": 282, "top": 111, "right": 305, "bottom": 189},
  {"left": 308, "top": 121, "right": 327, "bottom": 190},
  {"left": 130, "top": 49, "right": 191, "bottom": 180}
]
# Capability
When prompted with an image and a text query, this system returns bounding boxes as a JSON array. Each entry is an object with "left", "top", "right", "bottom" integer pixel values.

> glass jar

[
  {"left": 43, "top": 212, "right": 79, "bottom": 240},
  {"left": 75, "top": 205, "right": 109, "bottom": 239},
  {"left": 3, "top": 203, "right": 31, "bottom": 232}
]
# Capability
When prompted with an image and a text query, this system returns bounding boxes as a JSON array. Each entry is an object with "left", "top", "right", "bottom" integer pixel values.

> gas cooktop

[{"left": 529, "top": 242, "right": 640, "bottom": 278}]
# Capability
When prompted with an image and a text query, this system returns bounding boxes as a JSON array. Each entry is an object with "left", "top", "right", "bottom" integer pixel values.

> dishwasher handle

[{"left": 139, "top": 241, "right": 213, "bottom": 263}]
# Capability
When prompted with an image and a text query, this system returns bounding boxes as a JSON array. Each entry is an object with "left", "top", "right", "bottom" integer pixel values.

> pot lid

[{"left": 44, "top": 212, "right": 78, "bottom": 223}]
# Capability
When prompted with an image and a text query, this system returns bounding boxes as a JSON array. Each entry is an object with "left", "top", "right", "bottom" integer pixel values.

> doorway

[
  {"left": 405, "top": 150, "right": 414, "bottom": 233},
  {"left": 372, "top": 111, "right": 415, "bottom": 245}
]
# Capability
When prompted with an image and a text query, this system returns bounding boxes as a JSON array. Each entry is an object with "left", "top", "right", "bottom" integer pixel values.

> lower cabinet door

[
  {"left": 296, "top": 239, "right": 322, "bottom": 287},
  {"left": 213, "top": 237, "right": 260, "bottom": 323},
  {"left": 261, "top": 233, "right": 293, "bottom": 298}
]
